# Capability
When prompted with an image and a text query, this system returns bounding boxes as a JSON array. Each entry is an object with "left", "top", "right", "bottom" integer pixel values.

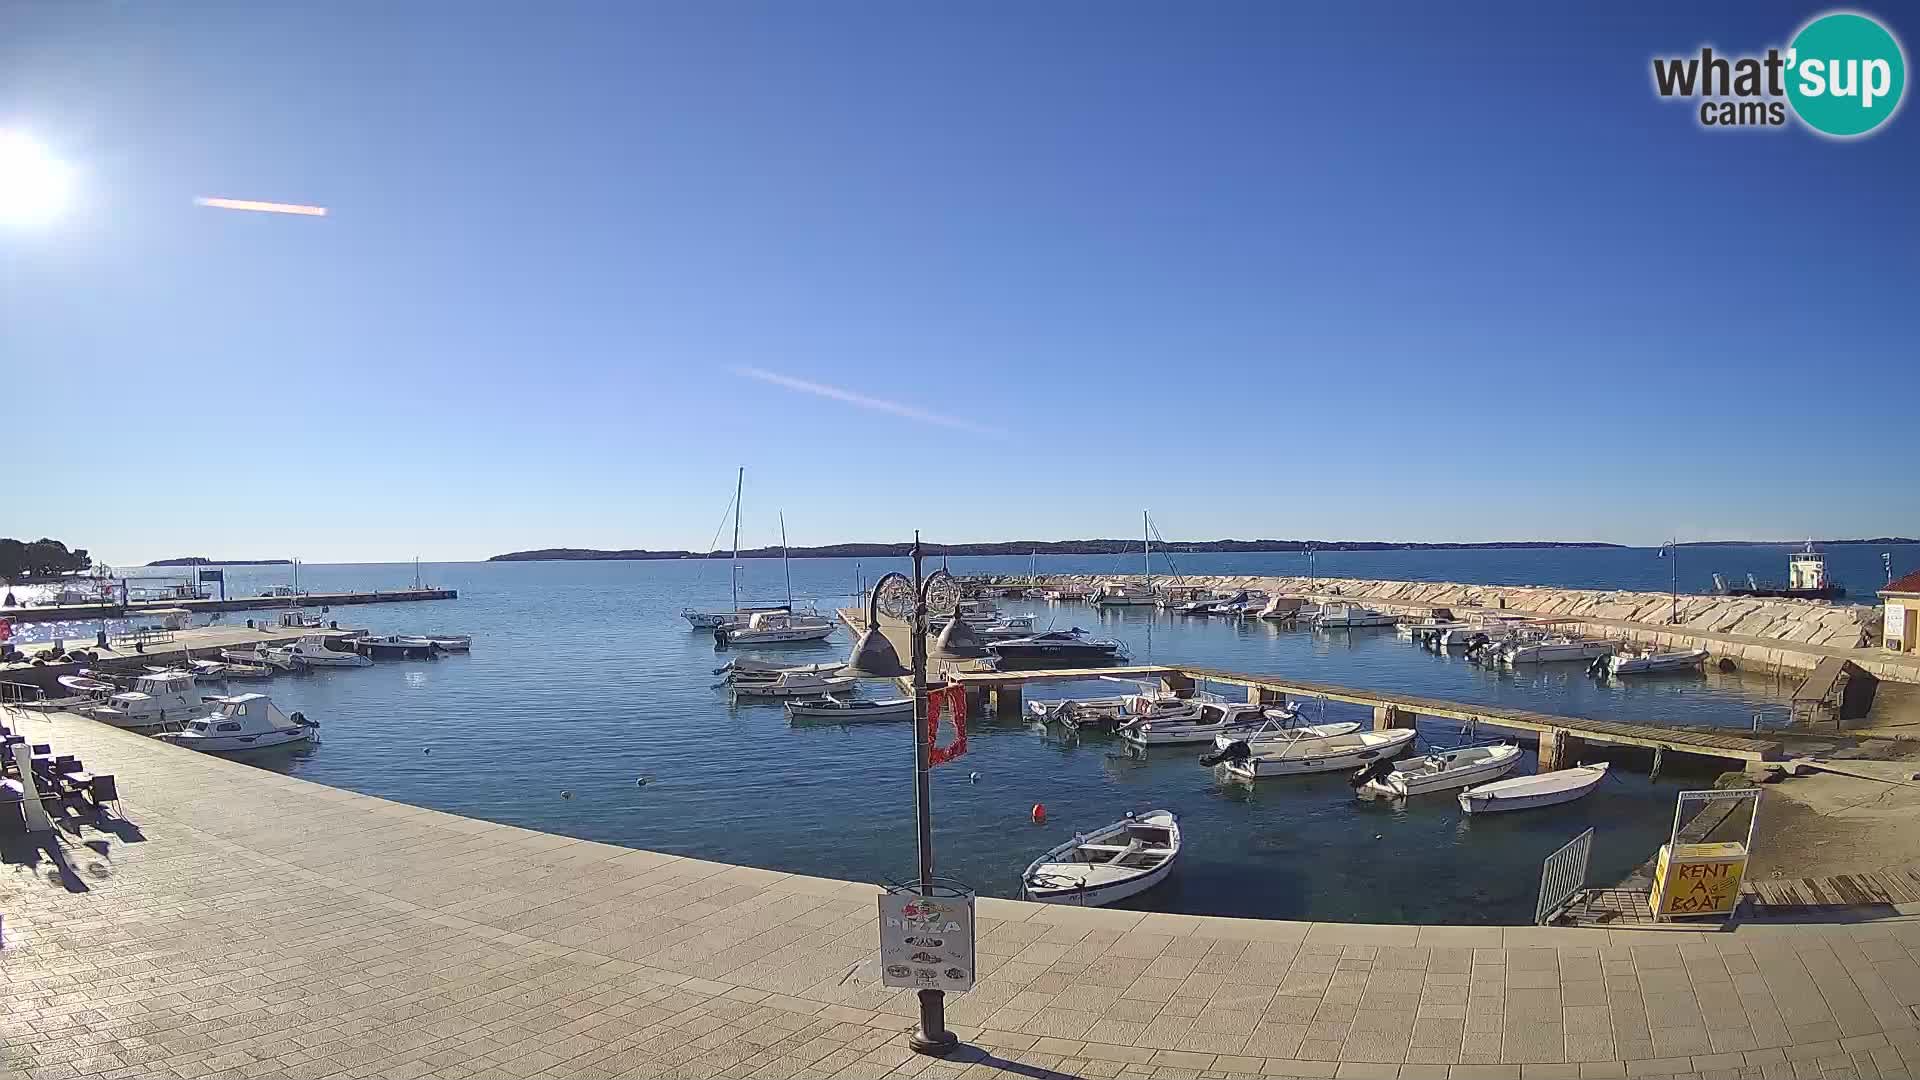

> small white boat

[
  {"left": 1502, "top": 636, "right": 1614, "bottom": 664},
  {"left": 716, "top": 610, "right": 836, "bottom": 645},
  {"left": 286, "top": 637, "right": 373, "bottom": 668},
  {"left": 1022, "top": 810, "right": 1180, "bottom": 906},
  {"left": 89, "top": 670, "right": 203, "bottom": 731},
  {"left": 1119, "top": 701, "right": 1269, "bottom": 747},
  {"left": 1208, "top": 715, "right": 1356, "bottom": 752},
  {"left": 215, "top": 659, "right": 276, "bottom": 679},
  {"left": 729, "top": 671, "right": 858, "bottom": 698},
  {"left": 57, "top": 674, "right": 116, "bottom": 697},
  {"left": 1357, "top": 744, "right": 1523, "bottom": 798},
  {"left": 1219, "top": 727, "right": 1418, "bottom": 779},
  {"left": 1256, "top": 596, "right": 1307, "bottom": 621},
  {"left": 1313, "top": 603, "right": 1396, "bottom": 628},
  {"left": 785, "top": 697, "right": 913, "bottom": 722},
  {"left": 723, "top": 657, "right": 844, "bottom": 676},
  {"left": 157, "top": 694, "right": 319, "bottom": 752},
  {"left": 1458, "top": 762, "right": 1610, "bottom": 813},
  {"left": 253, "top": 646, "right": 302, "bottom": 672},
  {"left": 1088, "top": 581, "right": 1156, "bottom": 607},
  {"left": 1606, "top": 648, "right": 1709, "bottom": 675}
]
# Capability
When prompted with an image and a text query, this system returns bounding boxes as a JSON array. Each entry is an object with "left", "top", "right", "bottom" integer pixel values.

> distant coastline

[
  {"left": 145, "top": 557, "right": 296, "bottom": 566},
  {"left": 489, "top": 539, "right": 1627, "bottom": 562}
]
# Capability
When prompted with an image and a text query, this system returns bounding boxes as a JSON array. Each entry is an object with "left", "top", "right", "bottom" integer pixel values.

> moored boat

[
  {"left": 1313, "top": 603, "right": 1396, "bottom": 628},
  {"left": 1217, "top": 727, "right": 1418, "bottom": 779},
  {"left": 715, "top": 610, "right": 836, "bottom": 646},
  {"left": 1601, "top": 648, "right": 1710, "bottom": 676},
  {"left": 1458, "top": 762, "right": 1610, "bottom": 813},
  {"left": 157, "top": 694, "right": 319, "bottom": 752},
  {"left": 729, "top": 670, "right": 858, "bottom": 698},
  {"left": 986, "top": 628, "right": 1127, "bottom": 664},
  {"left": 1118, "top": 701, "right": 1269, "bottom": 747},
  {"left": 356, "top": 634, "right": 441, "bottom": 659},
  {"left": 1355, "top": 743, "right": 1522, "bottom": 798},
  {"left": 1021, "top": 810, "right": 1180, "bottom": 906},
  {"left": 89, "top": 670, "right": 203, "bottom": 731},
  {"left": 286, "top": 637, "right": 374, "bottom": 668},
  {"left": 421, "top": 633, "right": 472, "bottom": 651},
  {"left": 785, "top": 697, "right": 913, "bottom": 722},
  {"left": 1206, "top": 715, "right": 1355, "bottom": 753},
  {"left": 1500, "top": 636, "right": 1614, "bottom": 664}
]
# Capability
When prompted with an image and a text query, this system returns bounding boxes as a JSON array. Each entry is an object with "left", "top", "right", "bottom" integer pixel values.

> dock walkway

[
  {"left": 0, "top": 587, "right": 457, "bottom": 624},
  {"left": 4, "top": 712, "right": 1920, "bottom": 1079}
]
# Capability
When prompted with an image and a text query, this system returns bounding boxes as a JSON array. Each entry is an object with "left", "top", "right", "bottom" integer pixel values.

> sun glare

[{"left": 0, "top": 130, "right": 74, "bottom": 227}]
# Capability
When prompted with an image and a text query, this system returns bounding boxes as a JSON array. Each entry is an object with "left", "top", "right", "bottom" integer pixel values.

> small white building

[{"left": 1882, "top": 570, "right": 1920, "bottom": 654}]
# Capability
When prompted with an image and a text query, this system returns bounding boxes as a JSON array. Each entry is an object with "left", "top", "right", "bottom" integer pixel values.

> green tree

[{"left": 0, "top": 538, "right": 92, "bottom": 581}]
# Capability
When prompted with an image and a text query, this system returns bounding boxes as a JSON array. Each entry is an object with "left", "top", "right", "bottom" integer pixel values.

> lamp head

[
  {"left": 932, "top": 607, "right": 986, "bottom": 658},
  {"left": 844, "top": 626, "right": 910, "bottom": 678}
]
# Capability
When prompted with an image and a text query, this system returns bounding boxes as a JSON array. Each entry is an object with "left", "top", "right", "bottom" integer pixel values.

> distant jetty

[
  {"left": 145, "top": 557, "right": 295, "bottom": 566},
  {"left": 490, "top": 539, "right": 1627, "bottom": 562}
]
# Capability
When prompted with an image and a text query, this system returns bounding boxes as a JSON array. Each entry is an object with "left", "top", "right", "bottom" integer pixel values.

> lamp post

[{"left": 843, "top": 533, "right": 975, "bottom": 1056}]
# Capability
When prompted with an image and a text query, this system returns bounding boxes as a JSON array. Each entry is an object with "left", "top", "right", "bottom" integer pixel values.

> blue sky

[{"left": 3, "top": 2, "right": 1915, "bottom": 564}]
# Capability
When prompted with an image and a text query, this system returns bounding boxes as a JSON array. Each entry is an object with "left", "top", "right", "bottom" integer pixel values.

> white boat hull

[
  {"left": 786, "top": 698, "right": 913, "bottom": 721},
  {"left": 1212, "top": 720, "right": 1361, "bottom": 752},
  {"left": 1361, "top": 745, "right": 1522, "bottom": 797},
  {"left": 1222, "top": 728, "right": 1417, "bottom": 778},
  {"left": 1458, "top": 762, "right": 1610, "bottom": 813},
  {"left": 1022, "top": 810, "right": 1179, "bottom": 907},
  {"left": 1506, "top": 641, "right": 1613, "bottom": 664},
  {"left": 717, "top": 625, "right": 835, "bottom": 644},
  {"left": 732, "top": 675, "right": 858, "bottom": 698},
  {"left": 161, "top": 728, "right": 312, "bottom": 752},
  {"left": 1609, "top": 650, "right": 1709, "bottom": 674}
]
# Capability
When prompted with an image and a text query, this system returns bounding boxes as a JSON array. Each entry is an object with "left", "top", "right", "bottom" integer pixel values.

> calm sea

[{"left": 20, "top": 544, "right": 1919, "bottom": 924}]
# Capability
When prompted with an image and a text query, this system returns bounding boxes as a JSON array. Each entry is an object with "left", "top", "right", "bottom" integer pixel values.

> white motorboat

[
  {"left": 89, "top": 670, "right": 203, "bottom": 731},
  {"left": 1430, "top": 625, "right": 1496, "bottom": 648},
  {"left": 722, "top": 657, "right": 844, "bottom": 676},
  {"left": 1356, "top": 744, "right": 1523, "bottom": 798},
  {"left": 785, "top": 697, "right": 913, "bottom": 722},
  {"left": 158, "top": 694, "right": 318, "bottom": 752},
  {"left": 1257, "top": 596, "right": 1307, "bottom": 621},
  {"left": 1313, "top": 603, "right": 1396, "bottom": 628},
  {"left": 986, "top": 628, "right": 1128, "bottom": 663},
  {"left": 356, "top": 634, "right": 441, "bottom": 659},
  {"left": 1022, "top": 810, "right": 1180, "bottom": 906},
  {"left": 1604, "top": 648, "right": 1709, "bottom": 675},
  {"left": 1501, "top": 636, "right": 1614, "bottom": 664},
  {"left": 56, "top": 674, "right": 116, "bottom": 698},
  {"left": 716, "top": 610, "right": 836, "bottom": 645},
  {"left": 1119, "top": 701, "right": 1269, "bottom": 747},
  {"left": 1207, "top": 715, "right": 1355, "bottom": 752},
  {"left": 286, "top": 637, "right": 373, "bottom": 668},
  {"left": 729, "top": 671, "right": 858, "bottom": 698},
  {"left": 1458, "top": 762, "right": 1610, "bottom": 813},
  {"left": 215, "top": 659, "right": 276, "bottom": 679},
  {"left": 253, "top": 646, "right": 302, "bottom": 672},
  {"left": 1218, "top": 727, "right": 1418, "bottom": 779}
]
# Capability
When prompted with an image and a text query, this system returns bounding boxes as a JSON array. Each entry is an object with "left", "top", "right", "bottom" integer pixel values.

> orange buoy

[{"left": 1031, "top": 803, "right": 1046, "bottom": 824}]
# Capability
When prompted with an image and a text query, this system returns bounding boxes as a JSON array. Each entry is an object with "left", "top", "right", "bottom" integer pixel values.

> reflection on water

[{"left": 21, "top": 553, "right": 1902, "bottom": 923}]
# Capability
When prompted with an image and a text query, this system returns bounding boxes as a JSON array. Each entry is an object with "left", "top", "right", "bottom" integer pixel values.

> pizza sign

[{"left": 878, "top": 890, "right": 975, "bottom": 992}]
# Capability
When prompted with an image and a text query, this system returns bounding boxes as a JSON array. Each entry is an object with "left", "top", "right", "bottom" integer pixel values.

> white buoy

[{"left": 968, "top": 772, "right": 980, "bottom": 783}]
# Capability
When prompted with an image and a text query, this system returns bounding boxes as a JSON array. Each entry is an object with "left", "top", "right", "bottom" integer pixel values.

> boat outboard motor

[
  {"left": 1587, "top": 655, "right": 1609, "bottom": 680},
  {"left": 1350, "top": 757, "right": 1397, "bottom": 788},
  {"left": 712, "top": 626, "right": 730, "bottom": 651},
  {"left": 1199, "top": 740, "right": 1251, "bottom": 767}
]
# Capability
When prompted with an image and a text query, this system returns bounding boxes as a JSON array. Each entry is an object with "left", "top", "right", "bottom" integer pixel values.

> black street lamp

[{"left": 843, "top": 533, "right": 977, "bottom": 1056}]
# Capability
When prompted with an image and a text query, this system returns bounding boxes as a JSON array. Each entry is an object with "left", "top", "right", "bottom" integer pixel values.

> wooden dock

[{"left": 835, "top": 608, "right": 1783, "bottom": 765}]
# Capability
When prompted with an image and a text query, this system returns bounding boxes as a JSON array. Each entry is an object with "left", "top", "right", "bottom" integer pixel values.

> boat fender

[{"left": 1031, "top": 803, "right": 1046, "bottom": 824}]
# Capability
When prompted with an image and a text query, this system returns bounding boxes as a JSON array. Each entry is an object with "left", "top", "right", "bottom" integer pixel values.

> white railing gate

[{"left": 1536, "top": 827, "right": 1595, "bottom": 925}]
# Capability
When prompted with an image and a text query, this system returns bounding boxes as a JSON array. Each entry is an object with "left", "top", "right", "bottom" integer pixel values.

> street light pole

[{"left": 905, "top": 533, "right": 955, "bottom": 1056}]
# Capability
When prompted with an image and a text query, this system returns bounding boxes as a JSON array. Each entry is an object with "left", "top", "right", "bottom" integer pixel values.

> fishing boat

[
  {"left": 157, "top": 694, "right": 319, "bottom": 752},
  {"left": 1118, "top": 701, "right": 1270, "bottom": 747},
  {"left": 1355, "top": 744, "right": 1523, "bottom": 798},
  {"left": 1712, "top": 542, "right": 1845, "bottom": 600},
  {"left": 1021, "top": 810, "right": 1180, "bottom": 907},
  {"left": 355, "top": 634, "right": 441, "bottom": 659},
  {"left": 1313, "top": 603, "right": 1396, "bottom": 628},
  {"left": 89, "top": 670, "right": 203, "bottom": 731},
  {"left": 729, "top": 671, "right": 858, "bottom": 698},
  {"left": 716, "top": 609, "right": 836, "bottom": 645},
  {"left": 986, "top": 628, "right": 1127, "bottom": 663},
  {"left": 1601, "top": 648, "right": 1709, "bottom": 675},
  {"left": 286, "top": 637, "right": 373, "bottom": 668},
  {"left": 1500, "top": 635, "right": 1614, "bottom": 664},
  {"left": 1207, "top": 715, "right": 1355, "bottom": 752},
  {"left": 1217, "top": 727, "right": 1418, "bottom": 779},
  {"left": 785, "top": 697, "right": 913, "bottom": 722},
  {"left": 1459, "top": 762, "right": 1610, "bottom": 813}
]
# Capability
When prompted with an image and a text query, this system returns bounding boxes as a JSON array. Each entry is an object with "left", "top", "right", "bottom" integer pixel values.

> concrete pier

[
  {"left": 7, "top": 710, "right": 1920, "bottom": 1079},
  {"left": 0, "top": 586, "right": 457, "bottom": 625}
]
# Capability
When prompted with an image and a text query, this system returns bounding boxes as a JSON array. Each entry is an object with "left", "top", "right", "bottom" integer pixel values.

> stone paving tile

[{"left": 9, "top": 712, "right": 1920, "bottom": 1080}]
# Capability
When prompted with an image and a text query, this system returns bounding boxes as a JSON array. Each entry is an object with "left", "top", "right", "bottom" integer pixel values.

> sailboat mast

[
  {"left": 731, "top": 467, "right": 743, "bottom": 613},
  {"left": 780, "top": 512, "right": 792, "bottom": 606},
  {"left": 1143, "top": 510, "right": 1151, "bottom": 592}
]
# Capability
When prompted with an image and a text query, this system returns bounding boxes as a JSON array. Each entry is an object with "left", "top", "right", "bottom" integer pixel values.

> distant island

[
  {"left": 491, "top": 539, "right": 1629, "bottom": 562},
  {"left": 146, "top": 557, "right": 295, "bottom": 566}
]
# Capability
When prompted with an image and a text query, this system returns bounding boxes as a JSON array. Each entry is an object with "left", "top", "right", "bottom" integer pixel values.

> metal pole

[{"left": 907, "top": 532, "right": 955, "bottom": 1056}]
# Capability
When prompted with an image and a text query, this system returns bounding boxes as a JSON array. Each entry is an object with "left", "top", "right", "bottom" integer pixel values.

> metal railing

[{"left": 1535, "top": 827, "right": 1595, "bottom": 925}]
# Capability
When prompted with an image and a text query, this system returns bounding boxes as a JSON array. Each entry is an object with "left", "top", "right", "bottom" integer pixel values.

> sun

[{"left": 0, "top": 130, "right": 74, "bottom": 227}]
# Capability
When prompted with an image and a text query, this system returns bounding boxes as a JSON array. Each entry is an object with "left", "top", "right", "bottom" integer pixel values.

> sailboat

[
  {"left": 715, "top": 510, "right": 834, "bottom": 645},
  {"left": 681, "top": 469, "right": 811, "bottom": 630},
  {"left": 1090, "top": 511, "right": 1158, "bottom": 606}
]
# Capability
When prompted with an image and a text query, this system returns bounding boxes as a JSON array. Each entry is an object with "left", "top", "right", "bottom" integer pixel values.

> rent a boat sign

[{"left": 878, "top": 889, "right": 976, "bottom": 992}]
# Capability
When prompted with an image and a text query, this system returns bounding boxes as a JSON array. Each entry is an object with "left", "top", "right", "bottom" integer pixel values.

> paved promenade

[{"left": 7, "top": 713, "right": 1920, "bottom": 1080}]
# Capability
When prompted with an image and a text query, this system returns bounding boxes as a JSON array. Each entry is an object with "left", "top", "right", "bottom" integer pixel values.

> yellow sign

[{"left": 1650, "top": 842, "right": 1747, "bottom": 918}]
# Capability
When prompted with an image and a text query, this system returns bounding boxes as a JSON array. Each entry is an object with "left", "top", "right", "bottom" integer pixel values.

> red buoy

[{"left": 1031, "top": 803, "right": 1046, "bottom": 824}]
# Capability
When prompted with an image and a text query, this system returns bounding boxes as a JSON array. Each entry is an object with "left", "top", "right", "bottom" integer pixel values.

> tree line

[{"left": 0, "top": 538, "right": 93, "bottom": 582}]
